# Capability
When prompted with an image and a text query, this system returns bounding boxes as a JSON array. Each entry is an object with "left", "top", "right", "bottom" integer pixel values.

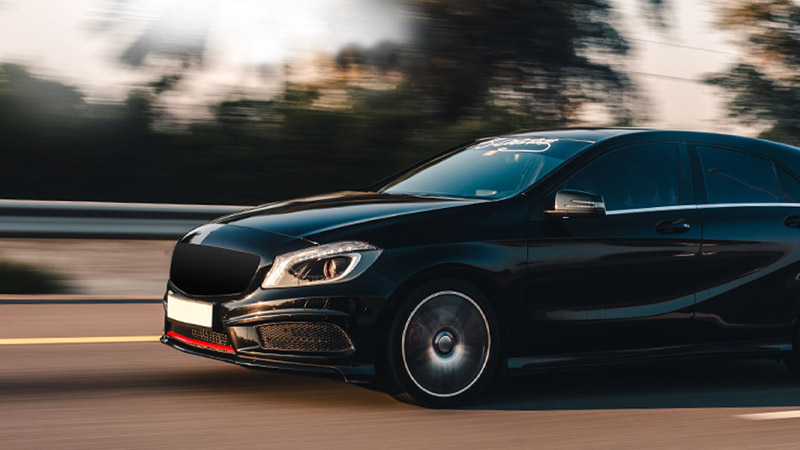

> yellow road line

[
  {"left": 0, "top": 294, "right": 162, "bottom": 301},
  {"left": 0, "top": 336, "right": 161, "bottom": 345}
]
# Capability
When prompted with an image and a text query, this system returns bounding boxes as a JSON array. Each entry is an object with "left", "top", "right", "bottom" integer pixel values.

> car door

[
  {"left": 690, "top": 144, "right": 800, "bottom": 344},
  {"left": 521, "top": 142, "right": 704, "bottom": 357}
]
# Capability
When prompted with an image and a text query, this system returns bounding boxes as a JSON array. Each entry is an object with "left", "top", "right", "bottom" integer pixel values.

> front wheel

[{"left": 387, "top": 279, "right": 499, "bottom": 407}]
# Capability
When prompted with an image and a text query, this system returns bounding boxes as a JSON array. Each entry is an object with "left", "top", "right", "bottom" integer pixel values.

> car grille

[
  {"left": 170, "top": 243, "right": 261, "bottom": 297},
  {"left": 256, "top": 322, "right": 354, "bottom": 354}
]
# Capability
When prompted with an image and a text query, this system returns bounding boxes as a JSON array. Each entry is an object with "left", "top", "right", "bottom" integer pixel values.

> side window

[
  {"left": 777, "top": 167, "right": 800, "bottom": 203},
  {"left": 564, "top": 144, "right": 680, "bottom": 211},
  {"left": 697, "top": 146, "right": 778, "bottom": 204}
]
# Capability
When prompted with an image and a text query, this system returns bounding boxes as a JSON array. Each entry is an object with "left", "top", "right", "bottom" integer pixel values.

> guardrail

[{"left": 0, "top": 199, "right": 254, "bottom": 239}]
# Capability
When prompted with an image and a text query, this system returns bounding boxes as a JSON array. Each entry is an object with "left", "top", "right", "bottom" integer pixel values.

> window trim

[
  {"left": 606, "top": 204, "right": 696, "bottom": 216},
  {"left": 606, "top": 202, "right": 800, "bottom": 216}
]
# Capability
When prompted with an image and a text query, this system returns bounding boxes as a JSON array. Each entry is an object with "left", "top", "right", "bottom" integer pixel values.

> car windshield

[{"left": 380, "top": 137, "right": 594, "bottom": 199}]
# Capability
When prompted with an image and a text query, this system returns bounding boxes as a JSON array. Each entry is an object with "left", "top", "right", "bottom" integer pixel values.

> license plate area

[{"left": 167, "top": 295, "right": 213, "bottom": 328}]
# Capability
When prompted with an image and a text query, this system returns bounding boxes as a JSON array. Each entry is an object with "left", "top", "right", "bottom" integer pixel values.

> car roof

[
  {"left": 501, "top": 127, "right": 799, "bottom": 151},
  {"left": 498, "top": 127, "right": 648, "bottom": 143},
  {"left": 495, "top": 128, "right": 800, "bottom": 170}
]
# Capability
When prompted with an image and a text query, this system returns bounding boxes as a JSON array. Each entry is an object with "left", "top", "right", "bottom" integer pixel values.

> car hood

[{"left": 214, "top": 191, "right": 487, "bottom": 242}]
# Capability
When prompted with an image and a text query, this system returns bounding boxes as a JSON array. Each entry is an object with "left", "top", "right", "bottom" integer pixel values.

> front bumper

[
  {"left": 161, "top": 333, "right": 356, "bottom": 380},
  {"left": 161, "top": 269, "right": 398, "bottom": 383}
]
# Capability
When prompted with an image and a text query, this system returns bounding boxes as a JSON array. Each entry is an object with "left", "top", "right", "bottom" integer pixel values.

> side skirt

[{"left": 508, "top": 339, "right": 792, "bottom": 372}]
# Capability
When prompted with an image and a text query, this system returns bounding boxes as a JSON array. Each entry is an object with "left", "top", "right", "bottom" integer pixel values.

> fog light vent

[{"left": 256, "top": 322, "right": 354, "bottom": 354}]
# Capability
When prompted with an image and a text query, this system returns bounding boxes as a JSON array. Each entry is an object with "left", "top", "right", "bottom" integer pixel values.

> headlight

[{"left": 262, "top": 241, "right": 382, "bottom": 289}]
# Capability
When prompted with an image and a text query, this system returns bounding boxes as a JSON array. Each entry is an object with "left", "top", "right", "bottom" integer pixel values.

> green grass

[{"left": 0, "top": 259, "right": 70, "bottom": 294}]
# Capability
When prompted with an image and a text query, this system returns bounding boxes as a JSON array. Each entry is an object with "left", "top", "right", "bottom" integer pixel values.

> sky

[
  {"left": 0, "top": 0, "right": 751, "bottom": 132},
  {"left": 614, "top": 0, "right": 745, "bottom": 132}
]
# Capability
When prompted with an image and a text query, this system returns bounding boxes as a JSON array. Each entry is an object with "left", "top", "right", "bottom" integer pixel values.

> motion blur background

[
  {"left": 0, "top": 0, "right": 798, "bottom": 294},
  {"left": 2, "top": 0, "right": 797, "bottom": 205}
]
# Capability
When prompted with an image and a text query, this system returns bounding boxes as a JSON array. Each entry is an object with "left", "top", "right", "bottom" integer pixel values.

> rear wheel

[{"left": 387, "top": 279, "right": 499, "bottom": 407}]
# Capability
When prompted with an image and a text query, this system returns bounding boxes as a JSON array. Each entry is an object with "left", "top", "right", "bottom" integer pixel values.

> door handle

[
  {"left": 655, "top": 218, "right": 691, "bottom": 234},
  {"left": 785, "top": 215, "right": 800, "bottom": 228}
]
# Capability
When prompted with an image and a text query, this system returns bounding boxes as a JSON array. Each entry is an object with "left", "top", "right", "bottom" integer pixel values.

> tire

[{"left": 386, "top": 278, "right": 499, "bottom": 407}]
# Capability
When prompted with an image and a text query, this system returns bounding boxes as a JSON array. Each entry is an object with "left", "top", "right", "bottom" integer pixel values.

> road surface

[{"left": 3, "top": 301, "right": 800, "bottom": 449}]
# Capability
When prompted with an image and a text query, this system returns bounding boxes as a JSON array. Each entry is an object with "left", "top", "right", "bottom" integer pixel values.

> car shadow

[
  {"left": 466, "top": 358, "right": 800, "bottom": 411},
  {"left": 7, "top": 349, "right": 800, "bottom": 411}
]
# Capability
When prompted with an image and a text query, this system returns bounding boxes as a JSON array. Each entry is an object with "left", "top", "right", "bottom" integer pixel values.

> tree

[
  {"left": 337, "top": 0, "right": 635, "bottom": 126},
  {"left": 0, "top": 63, "right": 85, "bottom": 127},
  {"left": 706, "top": 0, "right": 800, "bottom": 145}
]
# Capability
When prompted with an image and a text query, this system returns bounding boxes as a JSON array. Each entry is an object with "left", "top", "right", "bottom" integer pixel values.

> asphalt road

[{"left": 4, "top": 302, "right": 800, "bottom": 449}]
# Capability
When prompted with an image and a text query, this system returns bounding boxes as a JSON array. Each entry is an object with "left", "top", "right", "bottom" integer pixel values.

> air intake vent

[
  {"left": 170, "top": 243, "right": 260, "bottom": 297},
  {"left": 170, "top": 323, "right": 233, "bottom": 348},
  {"left": 190, "top": 328, "right": 232, "bottom": 348},
  {"left": 256, "top": 322, "right": 354, "bottom": 354}
]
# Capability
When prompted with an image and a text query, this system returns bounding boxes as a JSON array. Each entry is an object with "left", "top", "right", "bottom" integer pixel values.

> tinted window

[
  {"left": 778, "top": 167, "right": 800, "bottom": 203},
  {"left": 697, "top": 146, "right": 778, "bottom": 204},
  {"left": 564, "top": 144, "right": 680, "bottom": 211},
  {"left": 381, "top": 138, "right": 593, "bottom": 199}
]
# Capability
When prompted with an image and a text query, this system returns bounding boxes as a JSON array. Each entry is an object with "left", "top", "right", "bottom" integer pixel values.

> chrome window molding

[
  {"left": 606, "top": 203, "right": 800, "bottom": 216},
  {"left": 697, "top": 202, "right": 800, "bottom": 209},
  {"left": 606, "top": 205, "right": 697, "bottom": 216}
]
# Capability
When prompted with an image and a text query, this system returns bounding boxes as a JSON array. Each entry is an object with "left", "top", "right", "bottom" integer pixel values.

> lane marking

[
  {"left": 0, "top": 294, "right": 162, "bottom": 300},
  {"left": 736, "top": 410, "right": 800, "bottom": 421},
  {"left": 0, "top": 299, "right": 162, "bottom": 305},
  {"left": 0, "top": 295, "right": 162, "bottom": 305},
  {"left": 0, "top": 336, "right": 161, "bottom": 345}
]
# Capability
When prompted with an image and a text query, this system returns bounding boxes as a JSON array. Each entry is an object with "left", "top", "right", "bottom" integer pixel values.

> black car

[{"left": 163, "top": 128, "right": 800, "bottom": 407}]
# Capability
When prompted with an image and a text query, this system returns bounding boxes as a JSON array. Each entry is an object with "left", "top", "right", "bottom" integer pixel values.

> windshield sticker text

[{"left": 474, "top": 137, "right": 559, "bottom": 152}]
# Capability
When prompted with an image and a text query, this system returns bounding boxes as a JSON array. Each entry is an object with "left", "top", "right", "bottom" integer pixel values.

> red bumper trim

[{"left": 166, "top": 331, "right": 235, "bottom": 354}]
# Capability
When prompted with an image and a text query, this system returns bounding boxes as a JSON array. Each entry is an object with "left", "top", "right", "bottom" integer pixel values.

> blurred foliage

[
  {"left": 0, "top": 63, "right": 518, "bottom": 204},
  {"left": 0, "top": 1, "right": 639, "bottom": 205},
  {"left": 0, "top": 257, "right": 70, "bottom": 294},
  {"left": 356, "top": 0, "right": 635, "bottom": 122},
  {"left": 706, "top": 0, "right": 800, "bottom": 146}
]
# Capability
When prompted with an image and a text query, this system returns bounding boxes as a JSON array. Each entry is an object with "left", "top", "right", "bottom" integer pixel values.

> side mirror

[{"left": 546, "top": 189, "right": 606, "bottom": 217}]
